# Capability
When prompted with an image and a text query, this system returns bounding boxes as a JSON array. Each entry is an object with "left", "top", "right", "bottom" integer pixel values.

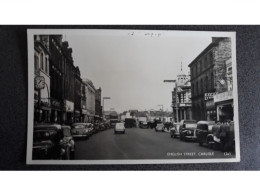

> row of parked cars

[
  {"left": 32, "top": 121, "right": 110, "bottom": 160},
  {"left": 154, "top": 120, "right": 235, "bottom": 152}
]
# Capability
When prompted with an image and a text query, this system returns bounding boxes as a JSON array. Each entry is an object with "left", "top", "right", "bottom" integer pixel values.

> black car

[
  {"left": 139, "top": 121, "right": 148, "bottom": 129},
  {"left": 179, "top": 122, "right": 197, "bottom": 141},
  {"left": 196, "top": 121, "right": 215, "bottom": 147},
  {"left": 33, "top": 124, "right": 71, "bottom": 160}
]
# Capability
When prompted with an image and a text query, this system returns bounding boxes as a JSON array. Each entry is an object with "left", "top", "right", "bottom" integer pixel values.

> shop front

[
  {"left": 214, "top": 90, "right": 233, "bottom": 122},
  {"left": 205, "top": 99, "right": 216, "bottom": 121},
  {"left": 50, "top": 98, "right": 62, "bottom": 124},
  {"left": 34, "top": 91, "right": 51, "bottom": 124},
  {"left": 74, "top": 110, "right": 81, "bottom": 122},
  {"left": 204, "top": 93, "right": 217, "bottom": 121}
]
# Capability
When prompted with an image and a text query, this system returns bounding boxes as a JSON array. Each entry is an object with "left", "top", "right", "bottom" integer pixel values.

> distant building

[
  {"left": 82, "top": 78, "right": 96, "bottom": 122},
  {"left": 74, "top": 67, "right": 82, "bottom": 122},
  {"left": 172, "top": 70, "right": 192, "bottom": 122},
  {"left": 188, "top": 37, "right": 232, "bottom": 121},
  {"left": 95, "top": 87, "right": 102, "bottom": 118}
]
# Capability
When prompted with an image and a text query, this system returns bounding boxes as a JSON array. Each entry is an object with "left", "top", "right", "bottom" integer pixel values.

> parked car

[
  {"left": 155, "top": 123, "right": 164, "bottom": 132},
  {"left": 164, "top": 122, "right": 173, "bottom": 131},
  {"left": 114, "top": 122, "right": 125, "bottom": 134},
  {"left": 139, "top": 121, "right": 148, "bottom": 129},
  {"left": 196, "top": 121, "right": 215, "bottom": 147},
  {"left": 71, "top": 123, "right": 90, "bottom": 139},
  {"left": 179, "top": 122, "right": 198, "bottom": 141},
  {"left": 212, "top": 122, "right": 235, "bottom": 151},
  {"left": 61, "top": 125, "right": 75, "bottom": 159},
  {"left": 86, "top": 123, "right": 94, "bottom": 135},
  {"left": 170, "top": 123, "right": 182, "bottom": 138},
  {"left": 33, "top": 124, "right": 71, "bottom": 160}
]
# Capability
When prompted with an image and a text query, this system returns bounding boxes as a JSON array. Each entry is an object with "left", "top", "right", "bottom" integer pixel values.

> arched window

[
  {"left": 211, "top": 72, "right": 214, "bottom": 90},
  {"left": 45, "top": 57, "right": 48, "bottom": 74},
  {"left": 34, "top": 54, "right": 39, "bottom": 71},
  {"left": 196, "top": 81, "right": 199, "bottom": 95},
  {"left": 205, "top": 76, "right": 208, "bottom": 92},
  {"left": 40, "top": 53, "right": 44, "bottom": 70},
  {"left": 201, "top": 78, "right": 204, "bottom": 94}
]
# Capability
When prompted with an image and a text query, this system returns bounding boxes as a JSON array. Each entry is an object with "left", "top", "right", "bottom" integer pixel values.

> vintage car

[
  {"left": 155, "top": 123, "right": 165, "bottom": 132},
  {"left": 114, "top": 122, "right": 125, "bottom": 134},
  {"left": 212, "top": 122, "right": 235, "bottom": 151},
  {"left": 196, "top": 121, "right": 216, "bottom": 147},
  {"left": 170, "top": 123, "right": 181, "bottom": 138},
  {"left": 71, "top": 123, "right": 90, "bottom": 139},
  {"left": 179, "top": 122, "right": 198, "bottom": 141},
  {"left": 86, "top": 123, "right": 94, "bottom": 135},
  {"left": 139, "top": 121, "right": 149, "bottom": 129},
  {"left": 33, "top": 124, "right": 71, "bottom": 160}
]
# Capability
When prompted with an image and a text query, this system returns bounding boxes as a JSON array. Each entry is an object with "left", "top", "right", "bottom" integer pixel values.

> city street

[{"left": 74, "top": 127, "right": 235, "bottom": 160}]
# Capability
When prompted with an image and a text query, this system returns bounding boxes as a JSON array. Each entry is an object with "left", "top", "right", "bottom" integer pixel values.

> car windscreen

[
  {"left": 185, "top": 124, "right": 197, "bottom": 129},
  {"left": 33, "top": 130, "right": 56, "bottom": 141},
  {"left": 197, "top": 124, "right": 209, "bottom": 130},
  {"left": 72, "top": 124, "right": 86, "bottom": 129}
]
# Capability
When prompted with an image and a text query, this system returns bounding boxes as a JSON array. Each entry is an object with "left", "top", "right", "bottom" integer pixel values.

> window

[
  {"left": 40, "top": 53, "right": 44, "bottom": 70},
  {"left": 205, "top": 76, "right": 208, "bottom": 92},
  {"left": 34, "top": 54, "right": 39, "bottom": 71},
  {"left": 201, "top": 79, "right": 203, "bottom": 94},
  {"left": 204, "top": 56, "right": 208, "bottom": 69},
  {"left": 197, "top": 62, "right": 200, "bottom": 74},
  {"left": 211, "top": 72, "right": 214, "bottom": 90},
  {"left": 196, "top": 81, "right": 199, "bottom": 95},
  {"left": 45, "top": 57, "right": 48, "bottom": 74},
  {"left": 210, "top": 52, "right": 213, "bottom": 65}
]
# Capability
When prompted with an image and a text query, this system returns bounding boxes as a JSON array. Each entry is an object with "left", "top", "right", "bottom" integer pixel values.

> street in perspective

[{"left": 30, "top": 30, "right": 237, "bottom": 162}]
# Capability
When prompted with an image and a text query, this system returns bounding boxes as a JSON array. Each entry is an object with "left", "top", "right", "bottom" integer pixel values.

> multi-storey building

[
  {"left": 95, "top": 87, "right": 102, "bottom": 117},
  {"left": 83, "top": 78, "right": 96, "bottom": 122},
  {"left": 48, "top": 35, "right": 64, "bottom": 124},
  {"left": 188, "top": 37, "right": 232, "bottom": 121},
  {"left": 74, "top": 67, "right": 82, "bottom": 122},
  {"left": 172, "top": 71, "right": 192, "bottom": 122},
  {"left": 62, "top": 41, "right": 75, "bottom": 124},
  {"left": 81, "top": 81, "right": 87, "bottom": 122},
  {"left": 34, "top": 35, "right": 51, "bottom": 123}
]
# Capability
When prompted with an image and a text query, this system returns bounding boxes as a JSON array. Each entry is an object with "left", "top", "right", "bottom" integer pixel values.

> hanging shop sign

[
  {"left": 65, "top": 100, "right": 74, "bottom": 112},
  {"left": 204, "top": 92, "right": 217, "bottom": 101},
  {"left": 214, "top": 90, "right": 233, "bottom": 103}
]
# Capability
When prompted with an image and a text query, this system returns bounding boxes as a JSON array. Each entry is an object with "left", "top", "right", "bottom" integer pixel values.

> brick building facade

[{"left": 189, "top": 37, "right": 232, "bottom": 121}]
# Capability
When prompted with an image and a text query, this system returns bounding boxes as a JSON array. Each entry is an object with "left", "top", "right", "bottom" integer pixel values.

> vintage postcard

[{"left": 27, "top": 29, "right": 240, "bottom": 164}]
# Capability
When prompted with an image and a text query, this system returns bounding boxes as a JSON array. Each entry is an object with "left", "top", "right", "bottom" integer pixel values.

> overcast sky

[{"left": 63, "top": 30, "right": 212, "bottom": 113}]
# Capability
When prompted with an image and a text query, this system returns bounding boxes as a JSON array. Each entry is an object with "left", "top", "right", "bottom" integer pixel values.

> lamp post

[
  {"left": 102, "top": 97, "right": 111, "bottom": 120},
  {"left": 164, "top": 80, "right": 179, "bottom": 123}
]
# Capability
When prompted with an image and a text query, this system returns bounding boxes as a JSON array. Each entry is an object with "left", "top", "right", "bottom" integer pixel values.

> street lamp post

[
  {"left": 102, "top": 97, "right": 111, "bottom": 120},
  {"left": 164, "top": 80, "right": 179, "bottom": 123}
]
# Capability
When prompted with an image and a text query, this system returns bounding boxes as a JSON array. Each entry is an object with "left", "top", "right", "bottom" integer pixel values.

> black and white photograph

[{"left": 26, "top": 29, "right": 240, "bottom": 164}]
